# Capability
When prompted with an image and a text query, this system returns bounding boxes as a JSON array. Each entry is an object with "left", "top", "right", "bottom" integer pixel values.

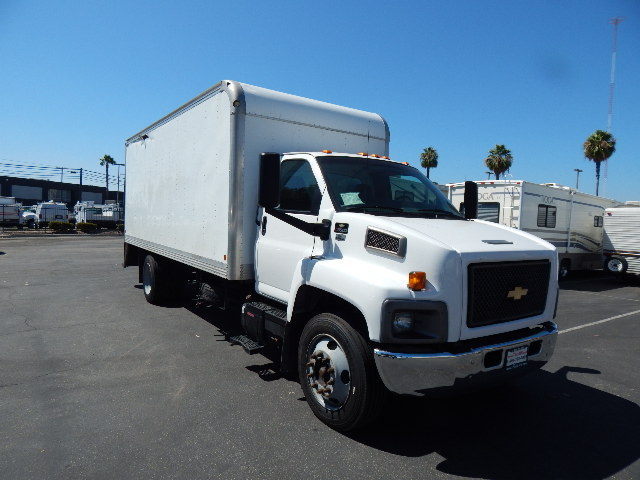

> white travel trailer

[
  {"left": 75, "top": 201, "right": 123, "bottom": 228},
  {"left": 447, "top": 180, "right": 619, "bottom": 277},
  {"left": 603, "top": 206, "right": 640, "bottom": 276},
  {"left": 0, "top": 196, "right": 22, "bottom": 227},
  {"left": 35, "top": 201, "right": 69, "bottom": 226},
  {"left": 124, "top": 80, "right": 559, "bottom": 431}
]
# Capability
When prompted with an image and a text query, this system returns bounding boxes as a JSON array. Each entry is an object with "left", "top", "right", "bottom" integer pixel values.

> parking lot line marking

[
  {"left": 559, "top": 309, "right": 640, "bottom": 334},
  {"left": 569, "top": 290, "right": 640, "bottom": 303}
]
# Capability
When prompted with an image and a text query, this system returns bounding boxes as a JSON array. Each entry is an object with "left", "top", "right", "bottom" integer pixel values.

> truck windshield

[{"left": 316, "top": 156, "right": 463, "bottom": 219}]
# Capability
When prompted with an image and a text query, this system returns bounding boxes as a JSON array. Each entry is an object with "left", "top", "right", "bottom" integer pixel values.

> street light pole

[
  {"left": 485, "top": 171, "right": 493, "bottom": 180},
  {"left": 114, "top": 163, "right": 125, "bottom": 206},
  {"left": 574, "top": 168, "right": 583, "bottom": 190}
]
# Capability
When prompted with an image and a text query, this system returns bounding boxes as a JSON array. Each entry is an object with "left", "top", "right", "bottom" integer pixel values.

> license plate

[{"left": 505, "top": 345, "right": 528, "bottom": 370}]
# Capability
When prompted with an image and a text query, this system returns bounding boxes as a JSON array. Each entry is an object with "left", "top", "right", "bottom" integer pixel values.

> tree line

[{"left": 420, "top": 129, "right": 616, "bottom": 195}]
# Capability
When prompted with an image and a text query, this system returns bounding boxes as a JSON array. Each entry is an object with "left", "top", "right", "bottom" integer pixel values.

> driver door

[{"left": 255, "top": 158, "right": 322, "bottom": 302}]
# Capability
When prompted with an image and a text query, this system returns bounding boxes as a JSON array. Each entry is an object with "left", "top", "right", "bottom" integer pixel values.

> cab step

[{"left": 228, "top": 334, "right": 264, "bottom": 354}]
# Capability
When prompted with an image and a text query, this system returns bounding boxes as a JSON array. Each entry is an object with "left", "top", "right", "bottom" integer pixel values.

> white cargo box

[{"left": 125, "top": 80, "right": 390, "bottom": 280}]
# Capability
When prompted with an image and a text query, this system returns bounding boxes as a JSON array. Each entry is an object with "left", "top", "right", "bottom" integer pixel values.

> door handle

[{"left": 261, "top": 216, "right": 267, "bottom": 235}]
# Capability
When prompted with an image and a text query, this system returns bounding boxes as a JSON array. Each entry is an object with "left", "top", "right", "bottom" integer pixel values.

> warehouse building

[{"left": 0, "top": 176, "right": 122, "bottom": 208}]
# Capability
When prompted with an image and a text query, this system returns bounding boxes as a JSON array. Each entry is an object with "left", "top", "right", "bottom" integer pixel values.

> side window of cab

[{"left": 278, "top": 160, "right": 321, "bottom": 215}]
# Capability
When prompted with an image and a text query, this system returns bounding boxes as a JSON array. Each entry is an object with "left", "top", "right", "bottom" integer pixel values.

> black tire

[
  {"left": 558, "top": 259, "right": 571, "bottom": 280},
  {"left": 298, "top": 313, "right": 388, "bottom": 431},
  {"left": 142, "top": 254, "right": 179, "bottom": 305},
  {"left": 604, "top": 256, "right": 627, "bottom": 275}
]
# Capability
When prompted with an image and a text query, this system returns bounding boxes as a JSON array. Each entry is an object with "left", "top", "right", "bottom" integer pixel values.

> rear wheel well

[{"left": 281, "top": 286, "right": 369, "bottom": 375}]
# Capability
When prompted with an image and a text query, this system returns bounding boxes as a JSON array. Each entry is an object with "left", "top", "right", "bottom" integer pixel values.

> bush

[
  {"left": 49, "top": 221, "right": 74, "bottom": 232},
  {"left": 76, "top": 222, "right": 99, "bottom": 233}
]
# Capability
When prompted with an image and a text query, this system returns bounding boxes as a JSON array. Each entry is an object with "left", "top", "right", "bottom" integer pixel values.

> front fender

[{"left": 286, "top": 256, "right": 413, "bottom": 342}]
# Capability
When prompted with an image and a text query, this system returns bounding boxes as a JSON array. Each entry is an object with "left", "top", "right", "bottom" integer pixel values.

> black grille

[
  {"left": 467, "top": 260, "right": 551, "bottom": 327},
  {"left": 366, "top": 228, "right": 400, "bottom": 254}
]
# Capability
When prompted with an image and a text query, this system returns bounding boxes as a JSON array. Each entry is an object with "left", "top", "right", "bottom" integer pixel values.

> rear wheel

[
  {"left": 604, "top": 256, "right": 627, "bottom": 275},
  {"left": 298, "top": 313, "right": 387, "bottom": 431},
  {"left": 142, "top": 254, "right": 179, "bottom": 305}
]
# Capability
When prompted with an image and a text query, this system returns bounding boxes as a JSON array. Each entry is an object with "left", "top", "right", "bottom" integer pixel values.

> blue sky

[{"left": 1, "top": 0, "right": 638, "bottom": 200}]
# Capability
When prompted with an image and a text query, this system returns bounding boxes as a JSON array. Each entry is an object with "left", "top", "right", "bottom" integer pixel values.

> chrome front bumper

[{"left": 373, "top": 323, "right": 558, "bottom": 396}]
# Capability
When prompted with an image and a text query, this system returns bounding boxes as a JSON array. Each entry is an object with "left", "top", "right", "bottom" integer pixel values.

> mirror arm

[{"left": 265, "top": 208, "right": 331, "bottom": 241}]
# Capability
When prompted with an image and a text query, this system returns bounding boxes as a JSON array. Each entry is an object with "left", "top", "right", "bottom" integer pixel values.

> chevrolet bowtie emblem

[{"left": 507, "top": 286, "right": 528, "bottom": 300}]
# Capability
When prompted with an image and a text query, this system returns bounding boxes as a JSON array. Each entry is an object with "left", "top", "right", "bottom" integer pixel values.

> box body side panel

[{"left": 125, "top": 92, "right": 232, "bottom": 277}]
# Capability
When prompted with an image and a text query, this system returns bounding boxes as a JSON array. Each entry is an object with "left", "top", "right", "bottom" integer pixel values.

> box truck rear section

[{"left": 124, "top": 81, "right": 559, "bottom": 431}]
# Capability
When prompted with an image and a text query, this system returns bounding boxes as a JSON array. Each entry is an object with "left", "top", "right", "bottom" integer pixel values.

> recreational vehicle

[
  {"left": 74, "top": 201, "right": 123, "bottom": 228},
  {"left": 603, "top": 206, "right": 640, "bottom": 276},
  {"left": 447, "top": 180, "right": 618, "bottom": 277}
]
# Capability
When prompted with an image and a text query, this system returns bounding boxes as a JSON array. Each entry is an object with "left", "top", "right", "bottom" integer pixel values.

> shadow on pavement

[
  {"left": 183, "top": 290, "right": 639, "bottom": 478},
  {"left": 348, "top": 366, "right": 640, "bottom": 479},
  {"left": 560, "top": 271, "right": 636, "bottom": 292}
]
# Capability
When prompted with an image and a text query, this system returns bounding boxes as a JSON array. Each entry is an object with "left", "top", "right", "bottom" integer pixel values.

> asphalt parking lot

[{"left": 1, "top": 236, "right": 639, "bottom": 480}]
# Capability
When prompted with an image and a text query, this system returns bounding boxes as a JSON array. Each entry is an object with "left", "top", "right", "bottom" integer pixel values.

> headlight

[{"left": 392, "top": 312, "right": 414, "bottom": 334}]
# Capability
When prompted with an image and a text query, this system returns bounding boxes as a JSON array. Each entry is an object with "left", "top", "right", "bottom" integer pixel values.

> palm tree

[
  {"left": 99, "top": 154, "right": 116, "bottom": 197},
  {"left": 583, "top": 130, "right": 616, "bottom": 196},
  {"left": 484, "top": 144, "right": 513, "bottom": 180},
  {"left": 420, "top": 147, "right": 438, "bottom": 179}
]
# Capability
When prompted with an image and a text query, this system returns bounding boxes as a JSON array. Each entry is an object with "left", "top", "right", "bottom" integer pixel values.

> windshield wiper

[{"left": 343, "top": 205, "right": 405, "bottom": 213}]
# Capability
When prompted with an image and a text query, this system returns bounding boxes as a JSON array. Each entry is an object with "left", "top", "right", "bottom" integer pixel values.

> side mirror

[
  {"left": 463, "top": 181, "right": 478, "bottom": 219},
  {"left": 259, "top": 152, "right": 281, "bottom": 209}
]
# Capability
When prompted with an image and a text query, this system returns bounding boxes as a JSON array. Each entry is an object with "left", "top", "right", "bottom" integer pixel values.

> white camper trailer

[
  {"left": 603, "top": 206, "right": 640, "bottom": 276},
  {"left": 75, "top": 201, "right": 123, "bottom": 228},
  {"left": 447, "top": 180, "right": 618, "bottom": 277},
  {"left": 0, "top": 197, "right": 22, "bottom": 227}
]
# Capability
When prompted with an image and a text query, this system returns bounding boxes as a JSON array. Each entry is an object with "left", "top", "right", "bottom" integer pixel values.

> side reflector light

[{"left": 408, "top": 271, "right": 427, "bottom": 291}]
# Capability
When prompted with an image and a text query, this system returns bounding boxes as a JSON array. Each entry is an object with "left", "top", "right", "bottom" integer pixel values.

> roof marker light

[
  {"left": 322, "top": 149, "right": 332, "bottom": 154},
  {"left": 382, "top": 156, "right": 390, "bottom": 160},
  {"left": 357, "top": 152, "right": 368, "bottom": 156},
  {"left": 401, "top": 162, "right": 409, "bottom": 165},
  {"left": 371, "top": 154, "right": 380, "bottom": 158}
]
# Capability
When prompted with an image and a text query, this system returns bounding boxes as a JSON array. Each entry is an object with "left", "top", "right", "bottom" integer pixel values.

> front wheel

[
  {"left": 298, "top": 313, "right": 387, "bottom": 431},
  {"left": 558, "top": 259, "right": 571, "bottom": 280}
]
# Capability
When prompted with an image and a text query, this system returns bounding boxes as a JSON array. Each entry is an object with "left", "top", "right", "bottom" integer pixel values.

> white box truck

[
  {"left": 603, "top": 206, "right": 640, "bottom": 276},
  {"left": 124, "top": 80, "right": 559, "bottom": 431},
  {"left": 447, "top": 180, "right": 619, "bottom": 278}
]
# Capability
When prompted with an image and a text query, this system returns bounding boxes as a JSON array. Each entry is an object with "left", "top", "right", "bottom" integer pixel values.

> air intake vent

[{"left": 365, "top": 227, "right": 406, "bottom": 257}]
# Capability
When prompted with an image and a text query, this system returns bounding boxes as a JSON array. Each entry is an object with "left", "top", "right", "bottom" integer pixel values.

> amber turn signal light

[{"left": 408, "top": 271, "right": 427, "bottom": 291}]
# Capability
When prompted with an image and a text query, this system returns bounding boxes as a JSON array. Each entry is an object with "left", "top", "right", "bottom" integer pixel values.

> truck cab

[{"left": 248, "top": 151, "right": 558, "bottom": 426}]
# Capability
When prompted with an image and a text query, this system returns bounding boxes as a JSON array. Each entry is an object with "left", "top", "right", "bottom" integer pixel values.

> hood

[{"left": 382, "top": 217, "right": 555, "bottom": 256}]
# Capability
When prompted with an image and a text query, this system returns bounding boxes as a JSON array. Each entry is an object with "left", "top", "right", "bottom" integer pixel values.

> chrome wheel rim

[
  {"left": 608, "top": 258, "right": 624, "bottom": 273},
  {"left": 142, "top": 260, "right": 153, "bottom": 295},
  {"left": 305, "top": 334, "right": 351, "bottom": 411}
]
